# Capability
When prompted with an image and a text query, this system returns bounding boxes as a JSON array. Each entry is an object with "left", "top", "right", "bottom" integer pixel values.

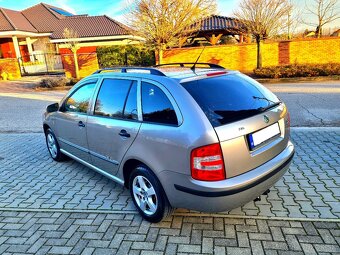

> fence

[
  {"left": 60, "top": 52, "right": 99, "bottom": 78},
  {"left": 162, "top": 37, "right": 340, "bottom": 72},
  {"left": 18, "top": 53, "right": 65, "bottom": 76}
]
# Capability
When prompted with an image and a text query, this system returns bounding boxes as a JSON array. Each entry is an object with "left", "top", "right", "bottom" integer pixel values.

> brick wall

[
  {"left": 162, "top": 37, "right": 340, "bottom": 72},
  {"left": 0, "top": 58, "right": 21, "bottom": 80},
  {"left": 59, "top": 46, "right": 99, "bottom": 78}
]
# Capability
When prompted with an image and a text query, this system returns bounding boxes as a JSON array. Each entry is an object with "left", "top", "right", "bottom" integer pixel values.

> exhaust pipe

[
  {"left": 254, "top": 189, "right": 270, "bottom": 202},
  {"left": 263, "top": 189, "right": 270, "bottom": 195}
]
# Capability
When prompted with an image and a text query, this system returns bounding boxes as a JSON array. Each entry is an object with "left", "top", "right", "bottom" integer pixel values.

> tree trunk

[
  {"left": 158, "top": 46, "right": 163, "bottom": 65},
  {"left": 73, "top": 51, "right": 80, "bottom": 79},
  {"left": 256, "top": 36, "right": 262, "bottom": 69}
]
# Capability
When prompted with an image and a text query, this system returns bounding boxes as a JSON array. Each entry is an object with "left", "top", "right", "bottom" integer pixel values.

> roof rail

[
  {"left": 154, "top": 62, "right": 224, "bottom": 69},
  {"left": 92, "top": 67, "right": 166, "bottom": 76}
]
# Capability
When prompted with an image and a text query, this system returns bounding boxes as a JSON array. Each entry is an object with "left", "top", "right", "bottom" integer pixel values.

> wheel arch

[
  {"left": 43, "top": 124, "right": 50, "bottom": 134},
  {"left": 122, "top": 158, "right": 147, "bottom": 188}
]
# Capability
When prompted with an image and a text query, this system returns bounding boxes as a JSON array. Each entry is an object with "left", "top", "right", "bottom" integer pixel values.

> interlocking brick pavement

[
  {"left": 0, "top": 128, "right": 339, "bottom": 219},
  {"left": 0, "top": 128, "right": 339, "bottom": 254},
  {"left": 0, "top": 211, "right": 339, "bottom": 254}
]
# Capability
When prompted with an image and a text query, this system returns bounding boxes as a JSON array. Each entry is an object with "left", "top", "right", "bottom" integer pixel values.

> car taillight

[{"left": 191, "top": 143, "right": 225, "bottom": 181}]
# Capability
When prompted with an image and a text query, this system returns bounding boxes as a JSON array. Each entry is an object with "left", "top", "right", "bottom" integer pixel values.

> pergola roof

[{"left": 191, "top": 15, "right": 245, "bottom": 36}]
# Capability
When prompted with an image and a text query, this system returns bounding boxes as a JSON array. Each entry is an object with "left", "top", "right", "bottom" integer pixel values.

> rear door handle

[
  {"left": 78, "top": 121, "right": 85, "bottom": 127},
  {"left": 119, "top": 129, "right": 131, "bottom": 138}
]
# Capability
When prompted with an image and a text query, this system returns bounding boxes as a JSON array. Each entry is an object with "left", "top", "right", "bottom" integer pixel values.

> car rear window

[{"left": 181, "top": 73, "right": 280, "bottom": 127}]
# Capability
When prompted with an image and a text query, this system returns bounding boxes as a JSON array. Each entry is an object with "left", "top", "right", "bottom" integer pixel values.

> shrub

[
  {"left": 97, "top": 45, "right": 156, "bottom": 68},
  {"left": 253, "top": 63, "right": 340, "bottom": 78},
  {"left": 39, "top": 77, "right": 75, "bottom": 88}
]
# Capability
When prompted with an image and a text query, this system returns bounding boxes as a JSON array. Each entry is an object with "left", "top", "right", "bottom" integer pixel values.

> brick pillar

[{"left": 278, "top": 41, "right": 290, "bottom": 65}]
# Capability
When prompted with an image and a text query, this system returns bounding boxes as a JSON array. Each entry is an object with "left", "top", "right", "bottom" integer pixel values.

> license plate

[{"left": 248, "top": 123, "right": 280, "bottom": 149}]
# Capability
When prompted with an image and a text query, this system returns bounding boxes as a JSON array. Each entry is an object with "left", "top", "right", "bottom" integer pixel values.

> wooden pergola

[{"left": 181, "top": 15, "right": 250, "bottom": 47}]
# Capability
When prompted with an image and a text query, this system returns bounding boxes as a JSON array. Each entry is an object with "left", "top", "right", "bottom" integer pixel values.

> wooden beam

[
  {"left": 178, "top": 37, "right": 187, "bottom": 48},
  {"left": 207, "top": 34, "right": 223, "bottom": 45}
]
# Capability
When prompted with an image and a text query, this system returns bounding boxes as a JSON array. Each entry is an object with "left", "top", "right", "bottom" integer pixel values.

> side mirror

[{"left": 46, "top": 103, "right": 59, "bottom": 113}]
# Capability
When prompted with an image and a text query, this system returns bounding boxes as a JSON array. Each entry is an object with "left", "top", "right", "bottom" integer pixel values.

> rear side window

[
  {"left": 182, "top": 73, "right": 280, "bottom": 127},
  {"left": 64, "top": 82, "right": 96, "bottom": 113},
  {"left": 141, "top": 82, "right": 178, "bottom": 125},
  {"left": 94, "top": 79, "right": 136, "bottom": 119}
]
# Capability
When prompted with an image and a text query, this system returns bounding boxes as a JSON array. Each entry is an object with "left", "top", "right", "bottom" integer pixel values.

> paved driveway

[
  {"left": 0, "top": 129, "right": 339, "bottom": 219},
  {"left": 0, "top": 129, "right": 339, "bottom": 254},
  {"left": 0, "top": 81, "right": 66, "bottom": 133}
]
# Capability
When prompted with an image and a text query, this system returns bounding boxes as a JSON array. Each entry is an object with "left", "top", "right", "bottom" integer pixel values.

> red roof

[
  {"left": 50, "top": 16, "right": 129, "bottom": 39},
  {"left": 0, "top": 3, "right": 130, "bottom": 38},
  {"left": 0, "top": 8, "right": 37, "bottom": 32},
  {"left": 0, "top": 9, "right": 14, "bottom": 31}
]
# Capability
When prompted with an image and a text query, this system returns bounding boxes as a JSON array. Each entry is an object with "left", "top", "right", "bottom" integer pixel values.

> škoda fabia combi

[{"left": 44, "top": 63, "right": 294, "bottom": 222}]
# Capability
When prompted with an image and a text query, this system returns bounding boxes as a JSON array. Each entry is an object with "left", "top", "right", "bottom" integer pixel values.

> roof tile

[
  {"left": 50, "top": 15, "right": 129, "bottom": 39},
  {"left": 0, "top": 8, "right": 37, "bottom": 32},
  {"left": 0, "top": 9, "right": 14, "bottom": 31},
  {"left": 0, "top": 2, "right": 131, "bottom": 38},
  {"left": 193, "top": 15, "right": 243, "bottom": 32}
]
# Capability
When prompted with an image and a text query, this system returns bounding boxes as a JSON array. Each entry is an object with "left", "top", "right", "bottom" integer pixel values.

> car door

[
  {"left": 86, "top": 78, "right": 141, "bottom": 176},
  {"left": 54, "top": 80, "right": 97, "bottom": 162}
]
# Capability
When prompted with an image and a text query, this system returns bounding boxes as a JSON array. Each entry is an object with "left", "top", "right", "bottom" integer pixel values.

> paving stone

[
  {"left": 0, "top": 126, "right": 340, "bottom": 254},
  {"left": 0, "top": 130, "right": 339, "bottom": 219}
]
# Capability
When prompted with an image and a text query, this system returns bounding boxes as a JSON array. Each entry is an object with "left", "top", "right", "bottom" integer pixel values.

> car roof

[{"left": 88, "top": 63, "right": 238, "bottom": 83}]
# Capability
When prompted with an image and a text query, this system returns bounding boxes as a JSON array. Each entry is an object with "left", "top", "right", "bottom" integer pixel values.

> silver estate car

[{"left": 44, "top": 63, "right": 294, "bottom": 222}]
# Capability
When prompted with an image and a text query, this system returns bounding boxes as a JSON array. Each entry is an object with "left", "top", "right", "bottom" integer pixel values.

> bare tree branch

[
  {"left": 125, "top": 0, "right": 217, "bottom": 63},
  {"left": 62, "top": 28, "right": 81, "bottom": 79},
  {"left": 234, "top": 0, "right": 292, "bottom": 68},
  {"left": 303, "top": 0, "right": 340, "bottom": 37}
]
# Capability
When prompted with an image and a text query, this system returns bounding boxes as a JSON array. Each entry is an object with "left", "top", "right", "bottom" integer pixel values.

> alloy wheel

[{"left": 132, "top": 175, "right": 158, "bottom": 215}]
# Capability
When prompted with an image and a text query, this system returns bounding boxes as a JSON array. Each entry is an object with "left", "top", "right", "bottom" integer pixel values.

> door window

[
  {"left": 64, "top": 82, "right": 96, "bottom": 113},
  {"left": 141, "top": 82, "right": 178, "bottom": 125},
  {"left": 94, "top": 79, "right": 136, "bottom": 119}
]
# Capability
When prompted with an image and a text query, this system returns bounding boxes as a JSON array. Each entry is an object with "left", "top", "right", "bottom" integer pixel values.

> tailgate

[{"left": 214, "top": 104, "right": 289, "bottom": 178}]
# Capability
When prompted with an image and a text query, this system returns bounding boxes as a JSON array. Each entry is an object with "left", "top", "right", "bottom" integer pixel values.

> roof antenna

[{"left": 191, "top": 46, "right": 206, "bottom": 73}]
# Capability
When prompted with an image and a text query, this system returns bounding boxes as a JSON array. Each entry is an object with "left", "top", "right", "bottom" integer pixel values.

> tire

[
  {"left": 45, "top": 128, "right": 66, "bottom": 162},
  {"left": 129, "top": 166, "right": 173, "bottom": 223}
]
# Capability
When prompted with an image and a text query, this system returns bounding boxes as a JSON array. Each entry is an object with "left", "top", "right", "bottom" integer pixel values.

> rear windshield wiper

[
  {"left": 253, "top": 96, "right": 276, "bottom": 104},
  {"left": 252, "top": 96, "right": 281, "bottom": 112},
  {"left": 258, "top": 102, "right": 281, "bottom": 112}
]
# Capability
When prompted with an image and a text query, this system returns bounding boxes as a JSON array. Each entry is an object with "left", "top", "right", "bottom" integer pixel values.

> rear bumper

[{"left": 159, "top": 141, "right": 294, "bottom": 212}]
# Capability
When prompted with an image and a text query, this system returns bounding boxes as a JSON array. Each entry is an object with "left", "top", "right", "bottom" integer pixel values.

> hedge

[
  {"left": 97, "top": 45, "right": 155, "bottom": 68},
  {"left": 253, "top": 63, "right": 340, "bottom": 78},
  {"left": 38, "top": 77, "right": 79, "bottom": 88}
]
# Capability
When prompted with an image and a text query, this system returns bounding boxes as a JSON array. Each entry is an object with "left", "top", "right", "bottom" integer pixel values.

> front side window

[
  {"left": 64, "top": 82, "right": 96, "bottom": 113},
  {"left": 141, "top": 82, "right": 178, "bottom": 125},
  {"left": 94, "top": 79, "right": 136, "bottom": 119}
]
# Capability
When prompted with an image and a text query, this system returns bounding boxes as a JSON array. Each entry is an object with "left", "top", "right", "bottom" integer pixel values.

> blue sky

[
  {"left": 1, "top": 0, "right": 339, "bottom": 32},
  {"left": 0, "top": 0, "right": 246, "bottom": 19}
]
